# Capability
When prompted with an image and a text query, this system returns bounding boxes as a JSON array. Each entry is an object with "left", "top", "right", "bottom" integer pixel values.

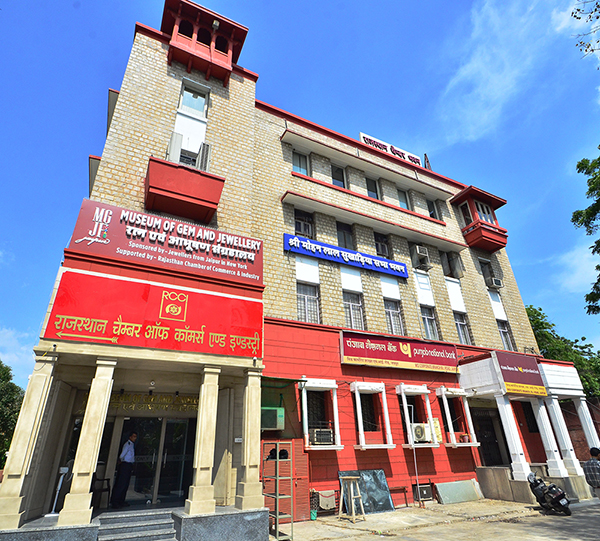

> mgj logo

[{"left": 74, "top": 207, "right": 113, "bottom": 246}]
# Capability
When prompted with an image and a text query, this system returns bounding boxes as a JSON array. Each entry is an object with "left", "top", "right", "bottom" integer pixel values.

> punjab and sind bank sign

[
  {"left": 494, "top": 351, "right": 547, "bottom": 396},
  {"left": 67, "top": 199, "right": 263, "bottom": 286},
  {"left": 342, "top": 332, "right": 458, "bottom": 373},
  {"left": 43, "top": 270, "right": 263, "bottom": 358}
]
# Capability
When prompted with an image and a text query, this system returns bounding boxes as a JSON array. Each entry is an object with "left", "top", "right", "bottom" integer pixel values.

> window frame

[
  {"left": 351, "top": 381, "right": 395, "bottom": 450},
  {"left": 426, "top": 199, "right": 439, "bottom": 220},
  {"left": 294, "top": 209, "right": 314, "bottom": 239},
  {"left": 397, "top": 383, "right": 439, "bottom": 449},
  {"left": 299, "top": 379, "right": 343, "bottom": 450},
  {"left": 331, "top": 164, "right": 346, "bottom": 188},
  {"left": 297, "top": 282, "right": 320, "bottom": 324},
  {"left": 336, "top": 221, "right": 354, "bottom": 250},
  {"left": 343, "top": 291, "right": 365, "bottom": 330},
  {"left": 366, "top": 178, "right": 380, "bottom": 200},
  {"left": 384, "top": 298, "right": 404, "bottom": 336},
  {"left": 497, "top": 319, "right": 515, "bottom": 351},
  {"left": 292, "top": 151, "right": 309, "bottom": 176},
  {"left": 178, "top": 80, "right": 210, "bottom": 119},
  {"left": 397, "top": 189, "right": 411, "bottom": 210},
  {"left": 475, "top": 200, "right": 496, "bottom": 224},
  {"left": 374, "top": 232, "right": 390, "bottom": 258},
  {"left": 435, "top": 386, "right": 479, "bottom": 448},
  {"left": 453, "top": 312, "right": 471, "bottom": 345},
  {"left": 420, "top": 305, "right": 439, "bottom": 340}
]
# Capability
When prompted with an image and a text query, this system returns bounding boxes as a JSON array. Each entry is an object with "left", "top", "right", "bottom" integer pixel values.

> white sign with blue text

[{"left": 284, "top": 234, "right": 408, "bottom": 278}]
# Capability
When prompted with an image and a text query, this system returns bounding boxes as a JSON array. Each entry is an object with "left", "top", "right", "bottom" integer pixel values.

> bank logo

[
  {"left": 399, "top": 343, "right": 411, "bottom": 358},
  {"left": 159, "top": 291, "right": 188, "bottom": 322}
]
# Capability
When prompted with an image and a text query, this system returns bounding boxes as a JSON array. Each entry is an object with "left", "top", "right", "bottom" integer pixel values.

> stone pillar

[
  {"left": 495, "top": 394, "right": 531, "bottom": 481},
  {"left": 544, "top": 396, "right": 584, "bottom": 476},
  {"left": 529, "top": 398, "right": 568, "bottom": 477},
  {"left": 185, "top": 366, "right": 221, "bottom": 515},
  {"left": 57, "top": 359, "right": 116, "bottom": 526},
  {"left": 0, "top": 355, "right": 56, "bottom": 530},
  {"left": 235, "top": 368, "right": 264, "bottom": 510},
  {"left": 573, "top": 397, "right": 600, "bottom": 448}
]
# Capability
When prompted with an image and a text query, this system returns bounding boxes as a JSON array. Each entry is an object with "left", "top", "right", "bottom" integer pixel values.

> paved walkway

[{"left": 271, "top": 498, "right": 600, "bottom": 540}]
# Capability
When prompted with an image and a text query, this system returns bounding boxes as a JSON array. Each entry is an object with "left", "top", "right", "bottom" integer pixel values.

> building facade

[{"left": 1, "top": 0, "right": 598, "bottom": 537}]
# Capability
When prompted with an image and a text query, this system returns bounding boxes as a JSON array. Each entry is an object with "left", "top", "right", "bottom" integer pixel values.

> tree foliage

[
  {"left": 0, "top": 359, "right": 24, "bottom": 469},
  {"left": 527, "top": 306, "right": 600, "bottom": 397},
  {"left": 572, "top": 1, "right": 600, "bottom": 58},
  {"left": 572, "top": 145, "right": 600, "bottom": 314}
]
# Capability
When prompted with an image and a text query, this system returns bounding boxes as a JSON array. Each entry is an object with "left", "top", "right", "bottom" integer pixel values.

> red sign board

[
  {"left": 342, "top": 332, "right": 458, "bottom": 373},
  {"left": 43, "top": 271, "right": 263, "bottom": 358},
  {"left": 495, "top": 351, "right": 547, "bottom": 396},
  {"left": 67, "top": 200, "right": 263, "bottom": 286}
]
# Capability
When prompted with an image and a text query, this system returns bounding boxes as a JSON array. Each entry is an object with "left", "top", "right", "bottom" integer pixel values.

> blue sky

[{"left": 1, "top": 0, "right": 600, "bottom": 389}]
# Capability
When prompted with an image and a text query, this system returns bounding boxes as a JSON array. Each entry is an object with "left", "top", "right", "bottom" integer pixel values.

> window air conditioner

[
  {"left": 416, "top": 246, "right": 429, "bottom": 258},
  {"left": 485, "top": 276, "right": 504, "bottom": 289},
  {"left": 308, "top": 428, "right": 334, "bottom": 445},
  {"left": 261, "top": 407, "right": 285, "bottom": 431},
  {"left": 411, "top": 423, "right": 432, "bottom": 443},
  {"left": 410, "top": 245, "right": 432, "bottom": 271}
]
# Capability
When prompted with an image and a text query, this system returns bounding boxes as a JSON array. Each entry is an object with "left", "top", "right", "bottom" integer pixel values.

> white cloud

[
  {"left": 0, "top": 328, "right": 36, "bottom": 390},
  {"left": 437, "top": 0, "right": 567, "bottom": 145},
  {"left": 551, "top": 242, "right": 599, "bottom": 293}
]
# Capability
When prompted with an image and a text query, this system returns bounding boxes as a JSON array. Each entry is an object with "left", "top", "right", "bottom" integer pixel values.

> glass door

[{"left": 156, "top": 419, "right": 195, "bottom": 503}]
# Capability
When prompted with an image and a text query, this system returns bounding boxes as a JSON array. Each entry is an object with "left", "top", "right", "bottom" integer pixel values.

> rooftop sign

[
  {"left": 68, "top": 199, "right": 263, "bottom": 286},
  {"left": 359, "top": 132, "right": 422, "bottom": 167}
]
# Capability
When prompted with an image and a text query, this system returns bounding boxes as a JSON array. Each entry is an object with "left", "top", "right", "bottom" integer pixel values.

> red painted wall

[{"left": 262, "top": 319, "right": 478, "bottom": 506}]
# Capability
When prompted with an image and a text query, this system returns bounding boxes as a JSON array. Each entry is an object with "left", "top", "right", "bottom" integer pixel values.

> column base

[
  {"left": 547, "top": 459, "right": 569, "bottom": 478},
  {"left": 57, "top": 492, "right": 93, "bottom": 526},
  {"left": 0, "top": 494, "right": 26, "bottom": 530},
  {"left": 235, "top": 481, "right": 264, "bottom": 510},
  {"left": 185, "top": 485, "right": 216, "bottom": 515},
  {"left": 510, "top": 461, "right": 531, "bottom": 481},
  {"left": 563, "top": 457, "right": 585, "bottom": 477}
]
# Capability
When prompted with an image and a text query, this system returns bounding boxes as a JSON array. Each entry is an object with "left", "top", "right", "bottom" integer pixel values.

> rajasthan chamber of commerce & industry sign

[
  {"left": 44, "top": 270, "right": 263, "bottom": 358},
  {"left": 68, "top": 199, "right": 263, "bottom": 285},
  {"left": 342, "top": 332, "right": 458, "bottom": 373}
]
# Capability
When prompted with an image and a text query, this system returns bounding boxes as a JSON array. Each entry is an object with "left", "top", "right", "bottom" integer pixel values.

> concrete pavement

[{"left": 270, "top": 498, "right": 600, "bottom": 540}]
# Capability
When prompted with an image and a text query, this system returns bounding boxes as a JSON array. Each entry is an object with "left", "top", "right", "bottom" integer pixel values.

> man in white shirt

[{"left": 110, "top": 431, "right": 137, "bottom": 508}]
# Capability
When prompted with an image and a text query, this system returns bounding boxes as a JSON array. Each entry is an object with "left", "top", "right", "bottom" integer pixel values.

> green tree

[
  {"left": 572, "top": 1, "right": 600, "bottom": 59},
  {"left": 572, "top": 145, "right": 600, "bottom": 314},
  {"left": 0, "top": 359, "right": 24, "bottom": 469},
  {"left": 527, "top": 305, "right": 600, "bottom": 397}
]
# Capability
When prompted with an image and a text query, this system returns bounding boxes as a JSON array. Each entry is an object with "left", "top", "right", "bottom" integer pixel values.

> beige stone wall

[{"left": 91, "top": 29, "right": 537, "bottom": 355}]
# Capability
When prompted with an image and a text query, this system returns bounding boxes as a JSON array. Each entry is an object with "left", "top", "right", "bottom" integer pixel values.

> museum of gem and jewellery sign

[
  {"left": 342, "top": 332, "right": 458, "bottom": 373},
  {"left": 44, "top": 270, "right": 263, "bottom": 358},
  {"left": 284, "top": 234, "right": 408, "bottom": 279},
  {"left": 495, "top": 351, "right": 547, "bottom": 397},
  {"left": 67, "top": 199, "right": 263, "bottom": 286}
]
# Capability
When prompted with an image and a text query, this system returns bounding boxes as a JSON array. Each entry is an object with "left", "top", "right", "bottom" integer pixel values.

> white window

[
  {"left": 454, "top": 312, "right": 471, "bottom": 345},
  {"left": 292, "top": 151, "right": 309, "bottom": 176},
  {"left": 343, "top": 291, "right": 364, "bottom": 330},
  {"left": 180, "top": 86, "right": 207, "bottom": 117},
  {"left": 332, "top": 165, "right": 345, "bottom": 188},
  {"left": 366, "top": 178, "right": 380, "bottom": 200},
  {"left": 294, "top": 209, "right": 314, "bottom": 239},
  {"left": 398, "top": 189, "right": 410, "bottom": 210},
  {"left": 351, "top": 381, "right": 395, "bottom": 450},
  {"left": 384, "top": 299, "right": 404, "bottom": 335},
  {"left": 420, "top": 306, "right": 438, "bottom": 340},
  {"left": 488, "top": 289, "right": 508, "bottom": 320},
  {"left": 397, "top": 383, "right": 439, "bottom": 449},
  {"left": 435, "top": 386, "right": 479, "bottom": 448},
  {"left": 475, "top": 201, "right": 495, "bottom": 224},
  {"left": 299, "top": 379, "right": 343, "bottom": 450},
  {"left": 497, "top": 320, "right": 515, "bottom": 351},
  {"left": 297, "top": 283, "right": 320, "bottom": 324},
  {"left": 426, "top": 199, "right": 439, "bottom": 220},
  {"left": 414, "top": 270, "right": 435, "bottom": 306}
]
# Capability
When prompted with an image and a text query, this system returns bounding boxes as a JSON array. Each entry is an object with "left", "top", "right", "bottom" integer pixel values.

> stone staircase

[{"left": 97, "top": 508, "right": 177, "bottom": 541}]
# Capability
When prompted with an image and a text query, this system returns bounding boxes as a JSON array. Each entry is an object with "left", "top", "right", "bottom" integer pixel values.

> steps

[{"left": 98, "top": 508, "right": 177, "bottom": 541}]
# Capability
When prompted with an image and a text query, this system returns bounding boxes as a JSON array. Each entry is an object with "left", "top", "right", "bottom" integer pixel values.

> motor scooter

[{"left": 527, "top": 472, "right": 571, "bottom": 516}]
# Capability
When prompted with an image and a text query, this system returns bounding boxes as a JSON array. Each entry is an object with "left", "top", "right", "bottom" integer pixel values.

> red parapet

[
  {"left": 145, "top": 156, "right": 225, "bottom": 224},
  {"left": 461, "top": 220, "right": 508, "bottom": 253}
]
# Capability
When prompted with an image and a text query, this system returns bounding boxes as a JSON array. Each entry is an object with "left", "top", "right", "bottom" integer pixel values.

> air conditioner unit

[
  {"left": 486, "top": 276, "right": 504, "bottom": 289},
  {"left": 416, "top": 245, "right": 429, "bottom": 258},
  {"left": 410, "top": 245, "right": 432, "bottom": 271},
  {"left": 261, "top": 407, "right": 285, "bottom": 431},
  {"left": 411, "top": 423, "right": 432, "bottom": 443},
  {"left": 309, "top": 428, "right": 334, "bottom": 445}
]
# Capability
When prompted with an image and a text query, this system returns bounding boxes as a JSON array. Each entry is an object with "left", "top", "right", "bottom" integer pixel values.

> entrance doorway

[
  {"left": 119, "top": 417, "right": 196, "bottom": 505},
  {"left": 471, "top": 408, "right": 510, "bottom": 466}
]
